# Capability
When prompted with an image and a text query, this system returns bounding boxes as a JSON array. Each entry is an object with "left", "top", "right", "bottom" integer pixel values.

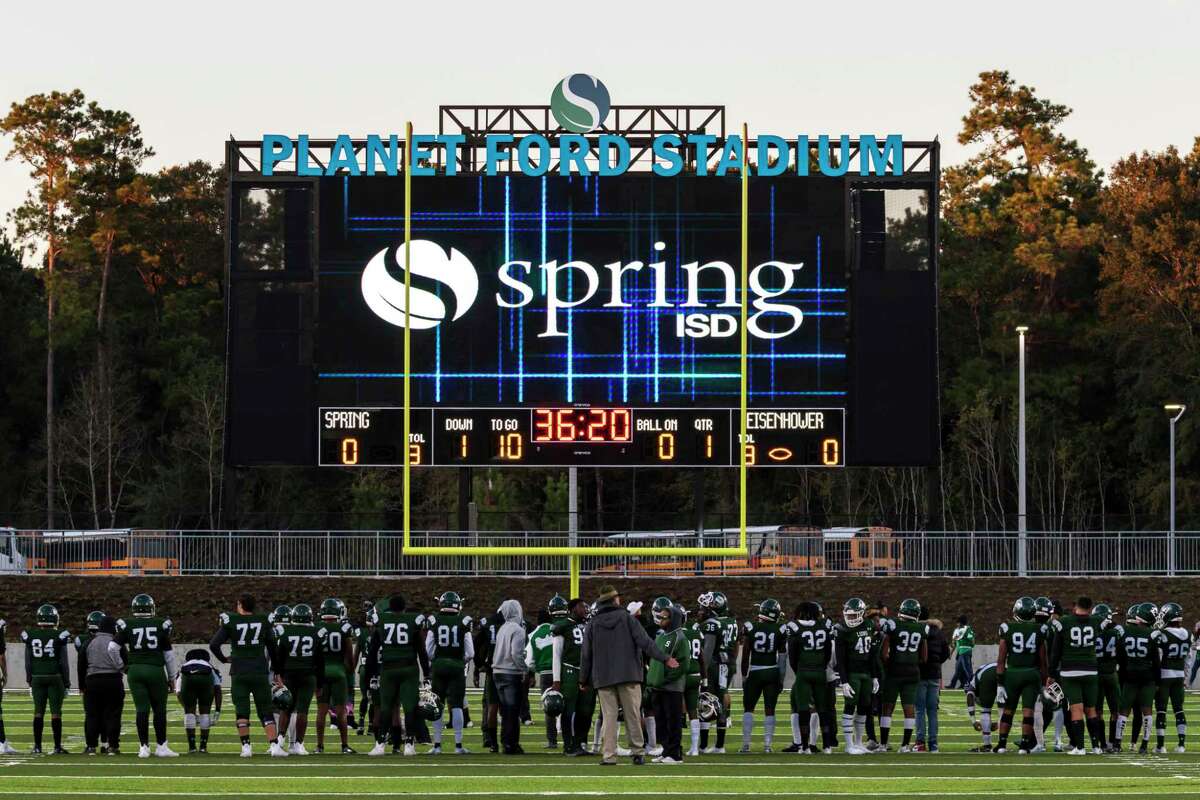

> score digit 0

[
  {"left": 656, "top": 432, "right": 675, "bottom": 461},
  {"left": 821, "top": 437, "right": 840, "bottom": 466},
  {"left": 498, "top": 432, "right": 523, "bottom": 460},
  {"left": 340, "top": 437, "right": 359, "bottom": 466}
]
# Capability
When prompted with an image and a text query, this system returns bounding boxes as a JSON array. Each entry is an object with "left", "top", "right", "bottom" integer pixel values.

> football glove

[
  {"left": 996, "top": 685, "right": 1008, "bottom": 706},
  {"left": 369, "top": 676, "right": 380, "bottom": 691},
  {"left": 871, "top": 678, "right": 880, "bottom": 695},
  {"left": 840, "top": 683, "right": 855, "bottom": 700}
]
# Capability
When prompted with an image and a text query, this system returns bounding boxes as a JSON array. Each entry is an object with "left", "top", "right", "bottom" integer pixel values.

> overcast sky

[{"left": 2, "top": 0, "right": 1197, "bottom": 244}]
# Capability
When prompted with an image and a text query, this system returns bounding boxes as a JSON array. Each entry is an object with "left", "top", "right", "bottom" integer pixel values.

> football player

[
  {"left": 1092, "top": 602, "right": 1119, "bottom": 751},
  {"left": 697, "top": 591, "right": 735, "bottom": 753},
  {"left": 117, "top": 594, "right": 180, "bottom": 758},
  {"left": 1153, "top": 602, "right": 1190, "bottom": 752},
  {"left": 0, "top": 616, "right": 14, "bottom": 754},
  {"left": 994, "top": 596, "right": 1048, "bottom": 754},
  {"left": 1049, "top": 596, "right": 1103, "bottom": 754},
  {"left": 683, "top": 608, "right": 704, "bottom": 756},
  {"left": 739, "top": 598, "right": 785, "bottom": 753},
  {"left": 355, "top": 602, "right": 377, "bottom": 737},
  {"left": 315, "top": 598, "right": 356, "bottom": 754},
  {"left": 425, "top": 591, "right": 473, "bottom": 754},
  {"left": 527, "top": 596, "right": 565, "bottom": 750},
  {"left": 74, "top": 611, "right": 106, "bottom": 753},
  {"left": 177, "top": 648, "right": 218, "bottom": 753},
  {"left": 366, "top": 594, "right": 431, "bottom": 756},
  {"left": 834, "top": 598, "right": 876, "bottom": 754},
  {"left": 1033, "top": 597, "right": 1065, "bottom": 751},
  {"left": 964, "top": 661, "right": 998, "bottom": 751},
  {"left": 785, "top": 601, "right": 832, "bottom": 753},
  {"left": 1112, "top": 602, "right": 1159, "bottom": 753},
  {"left": 878, "top": 597, "right": 927, "bottom": 752},
  {"left": 550, "top": 597, "right": 597, "bottom": 756},
  {"left": 22, "top": 604, "right": 71, "bottom": 754},
  {"left": 474, "top": 607, "right": 501, "bottom": 753},
  {"left": 274, "top": 603, "right": 325, "bottom": 755},
  {"left": 210, "top": 593, "right": 288, "bottom": 757}
]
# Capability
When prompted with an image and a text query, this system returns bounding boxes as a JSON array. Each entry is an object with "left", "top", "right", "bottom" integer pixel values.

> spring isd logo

[{"left": 550, "top": 74, "right": 611, "bottom": 133}]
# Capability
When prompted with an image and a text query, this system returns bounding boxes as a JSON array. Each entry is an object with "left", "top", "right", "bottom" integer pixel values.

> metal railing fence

[{"left": 4, "top": 529, "right": 1200, "bottom": 578}]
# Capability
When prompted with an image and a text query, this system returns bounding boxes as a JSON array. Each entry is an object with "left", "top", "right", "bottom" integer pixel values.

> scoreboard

[{"left": 318, "top": 406, "right": 845, "bottom": 467}]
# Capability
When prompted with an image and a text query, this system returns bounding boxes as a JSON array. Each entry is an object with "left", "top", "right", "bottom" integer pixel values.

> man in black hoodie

[{"left": 580, "top": 585, "right": 678, "bottom": 766}]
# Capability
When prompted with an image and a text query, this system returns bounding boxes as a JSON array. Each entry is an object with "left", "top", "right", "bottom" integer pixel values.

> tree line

[{"left": 0, "top": 71, "right": 1195, "bottom": 532}]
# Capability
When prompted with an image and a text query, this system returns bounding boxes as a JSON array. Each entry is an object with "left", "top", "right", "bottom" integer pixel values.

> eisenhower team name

[{"left": 260, "top": 133, "right": 906, "bottom": 178}]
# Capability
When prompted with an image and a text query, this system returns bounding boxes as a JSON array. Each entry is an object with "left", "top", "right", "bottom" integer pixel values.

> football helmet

[
  {"left": 541, "top": 688, "right": 565, "bottom": 716},
  {"left": 270, "top": 605, "right": 292, "bottom": 625},
  {"left": 1134, "top": 602, "right": 1157, "bottom": 626},
  {"left": 439, "top": 591, "right": 465, "bottom": 614},
  {"left": 1033, "top": 597, "right": 1053, "bottom": 619},
  {"left": 897, "top": 598, "right": 921, "bottom": 621},
  {"left": 86, "top": 610, "right": 105, "bottom": 631},
  {"left": 698, "top": 691, "right": 722, "bottom": 723},
  {"left": 843, "top": 597, "right": 867, "bottom": 627},
  {"left": 1160, "top": 602, "right": 1184, "bottom": 626},
  {"left": 319, "top": 598, "right": 342, "bottom": 621},
  {"left": 272, "top": 685, "right": 294, "bottom": 712},
  {"left": 1043, "top": 681, "right": 1065, "bottom": 705},
  {"left": 651, "top": 596, "right": 674, "bottom": 627},
  {"left": 291, "top": 603, "right": 314, "bottom": 624},
  {"left": 36, "top": 604, "right": 59, "bottom": 627},
  {"left": 712, "top": 592, "right": 729, "bottom": 615},
  {"left": 546, "top": 594, "right": 569, "bottom": 619},
  {"left": 1126, "top": 604, "right": 1139, "bottom": 623},
  {"left": 1091, "top": 603, "right": 1113, "bottom": 625},
  {"left": 418, "top": 682, "right": 443, "bottom": 721},
  {"left": 1012, "top": 596, "right": 1037, "bottom": 621},
  {"left": 758, "top": 598, "right": 782, "bottom": 623},
  {"left": 131, "top": 593, "right": 156, "bottom": 618}
]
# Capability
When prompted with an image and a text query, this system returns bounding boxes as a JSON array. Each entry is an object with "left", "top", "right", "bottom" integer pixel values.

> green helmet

[
  {"left": 272, "top": 684, "right": 294, "bottom": 712},
  {"left": 291, "top": 603, "right": 314, "bottom": 624},
  {"left": 1134, "top": 602, "right": 1157, "bottom": 626},
  {"left": 271, "top": 605, "right": 292, "bottom": 624},
  {"left": 1160, "top": 602, "right": 1184, "bottom": 626},
  {"left": 1013, "top": 596, "right": 1037, "bottom": 621},
  {"left": 131, "top": 593, "right": 156, "bottom": 617},
  {"left": 36, "top": 604, "right": 60, "bottom": 627},
  {"left": 547, "top": 594, "right": 569, "bottom": 618},
  {"left": 1033, "top": 597, "right": 1052, "bottom": 619},
  {"left": 1126, "top": 604, "right": 1139, "bottom": 623},
  {"left": 541, "top": 687, "right": 565, "bottom": 716},
  {"left": 758, "top": 598, "right": 782, "bottom": 623},
  {"left": 435, "top": 591, "right": 463, "bottom": 614},
  {"left": 712, "top": 592, "right": 729, "bottom": 614},
  {"left": 319, "top": 598, "right": 343, "bottom": 620},
  {"left": 1091, "top": 603, "right": 1113, "bottom": 624},
  {"left": 897, "top": 598, "right": 921, "bottom": 621},
  {"left": 86, "top": 610, "right": 105, "bottom": 631},
  {"left": 418, "top": 682, "right": 442, "bottom": 721},
  {"left": 843, "top": 597, "right": 867, "bottom": 627}
]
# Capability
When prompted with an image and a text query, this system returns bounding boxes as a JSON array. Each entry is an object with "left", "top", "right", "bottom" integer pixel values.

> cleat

[
  {"left": 968, "top": 745, "right": 991, "bottom": 753},
  {"left": 702, "top": 746, "right": 724, "bottom": 755},
  {"left": 1177, "top": 745, "right": 1187, "bottom": 754},
  {"left": 846, "top": 744, "right": 868, "bottom": 755},
  {"left": 1092, "top": 747, "right": 1103, "bottom": 755},
  {"left": 1018, "top": 747, "right": 1029, "bottom": 755},
  {"left": 403, "top": 742, "right": 416, "bottom": 756},
  {"left": 428, "top": 744, "right": 442, "bottom": 755},
  {"left": 368, "top": 742, "right": 387, "bottom": 757},
  {"left": 1031, "top": 743, "right": 1045, "bottom": 753},
  {"left": 138, "top": 745, "right": 151, "bottom": 759},
  {"left": 52, "top": 747, "right": 69, "bottom": 755},
  {"left": 686, "top": 747, "right": 700, "bottom": 757},
  {"left": 659, "top": 756, "right": 681, "bottom": 764},
  {"left": 315, "top": 746, "right": 323, "bottom": 754},
  {"left": 781, "top": 743, "right": 803, "bottom": 753},
  {"left": 268, "top": 742, "right": 289, "bottom": 758},
  {"left": 341, "top": 746, "right": 356, "bottom": 754},
  {"left": 83, "top": 747, "right": 96, "bottom": 756},
  {"left": 240, "top": 743, "right": 253, "bottom": 758},
  {"left": 455, "top": 746, "right": 471, "bottom": 755},
  {"left": 155, "top": 744, "right": 179, "bottom": 758},
  {"left": 289, "top": 742, "right": 308, "bottom": 756},
  {"left": 763, "top": 745, "right": 772, "bottom": 754},
  {"left": 647, "top": 745, "right": 663, "bottom": 757},
  {"left": 1154, "top": 746, "right": 1167, "bottom": 754},
  {"left": 199, "top": 743, "right": 208, "bottom": 754},
  {"left": 1053, "top": 742, "right": 1064, "bottom": 753},
  {"left": 0, "top": 743, "right": 18, "bottom": 755},
  {"left": 898, "top": 745, "right": 912, "bottom": 753},
  {"left": 1069, "top": 747, "right": 1086, "bottom": 756},
  {"left": 1138, "top": 742, "right": 1149, "bottom": 755},
  {"left": 823, "top": 747, "right": 833, "bottom": 754},
  {"left": 30, "top": 747, "right": 43, "bottom": 755},
  {"left": 617, "top": 746, "right": 632, "bottom": 757},
  {"left": 738, "top": 744, "right": 751, "bottom": 754}
]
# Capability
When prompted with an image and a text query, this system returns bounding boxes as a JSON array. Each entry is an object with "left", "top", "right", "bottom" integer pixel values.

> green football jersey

[
  {"left": 741, "top": 620, "right": 784, "bottom": 669},
  {"left": 718, "top": 615, "right": 739, "bottom": 660},
  {"left": 835, "top": 621, "right": 877, "bottom": 674},
  {"left": 117, "top": 616, "right": 173, "bottom": 667},
  {"left": 217, "top": 612, "right": 275, "bottom": 663},
  {"left": 1155, "top": 626, "right": 1192, "bottom": 674},
  {"left": 318, "top": 620, "right": 354, "bottom": 669},
  {"left": 355, "top": 626, "right": 371, "bottom": 671},
  {"left": 527, "top": 622, "right": 555, "bottom": 673},
  {"left": 685, "top": 623, "right": 703, "bottom": 676},
  {"left": 371, "top": 610, "right": 423, "bottom": 666},
  {"left": 999, "top": 620, "right": 1044, "bottom": 670},
  {"left": 552, "top": 618, "right": 585, "bottom": 670},
  {"left": 786, "top": 619, "right": 830, "bottom": 672},
  {"left": 427, "top": 613, "right": 470, "bottom": 663},
  {"left": 276, "top": 623, "right": 320, "bottom": 672},
  {"left": 21, "top": 627, "right": 70, "bottom": 676},
  {"left": 885, "top": 618, "right": 927, "bottom": 676},
  {"left": 1120, "top": 623, "right": 1155, "bottom": 675},
  {"left": 1096, "top": 625, "right": 1120, "bottom": 675},
  {"left": 1052, "top": 614, "right": 1098, "bottom": 672}
]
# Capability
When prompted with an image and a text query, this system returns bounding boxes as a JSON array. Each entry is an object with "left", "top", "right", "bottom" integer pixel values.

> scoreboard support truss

[{"left": 399, "top": 123, "right": 755, "bottom": 592}]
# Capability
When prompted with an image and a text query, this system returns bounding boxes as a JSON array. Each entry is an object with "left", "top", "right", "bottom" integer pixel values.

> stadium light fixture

[
  {"left": 1165, "top": 403, "right": 1186, "bottom": 576},
  {"left": 1016, "top": 326, "right": 1029, "bottom": 576}
]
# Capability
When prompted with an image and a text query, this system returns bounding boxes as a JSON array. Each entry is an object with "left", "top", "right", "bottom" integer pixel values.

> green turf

[{"left": 2, "top": 689, "right": 1200, "bottom": 798}]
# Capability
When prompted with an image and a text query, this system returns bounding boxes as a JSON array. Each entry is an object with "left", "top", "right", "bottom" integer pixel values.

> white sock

[
  {"left": 184, "top": 713, "right": 196, "bottom": 729},
  {"left": 645, "top": 716, "right": 657, "bottom": 750},
  {"left": 433, "top": 718, "right": 444, "bottom": 746},
  {"left": 689, "top": 718, "right": 701, "bottom": 751},
  {"left": 451, "top": 708, "right": 464, "bottom": 745},
  {"left": 854, "top": 715, "right": 866, "bottom": 745},
  {"left": 841, "top": 713, "right": 854, "bottom": 746},
  {"left": 742, "top": 712, "right": 753, "bottom": 747},
  {"left": 903, "top": 717, "right": 915, "bottom": 731},
  {"left": 764, "top": 715, "right": 776, "bottom": 749},
  {"left": 1054, "top": 708, "right": 1064, "bottom": 743},
  {"left": 1143, "top": 715, "right": 1153, "bottom": 742},
  {"left": 809, "top": 712, "right": 819, "bottom": 744},
  {"left": 1116, "top": 715, "right": 1127, "bottom": 742},
  {"left": 1179, "top": 721, "right": 1188, "bottom": 737},
  {"left": 198, "top": 714, "right": 210, "bottom": 731},
  {"left": 790, "top": 713, "right": 801, "bottom": 745},
  {"left": 594, "top": 716, "right": 603, "bottom": 747},
  {"left": 881, "top": 715, "right": 892, "bottom": 733},
  {"left": 981, "top": 710, "right": 992, "bottom": 744}
]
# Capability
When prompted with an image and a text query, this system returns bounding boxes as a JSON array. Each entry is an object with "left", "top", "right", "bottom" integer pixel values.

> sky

[{"left": 1, "top": 0, "right": 1198, "bottom": 242}]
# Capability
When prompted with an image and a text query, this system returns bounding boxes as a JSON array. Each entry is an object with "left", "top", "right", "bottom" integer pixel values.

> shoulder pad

[
  {"left": 742, "top": 621, "right": 753, "bottom": 633},
  {"left": 462, "top": 615, "right": 473, "bottom": 626},
  {"left": 354, "top": 626, "right": 362, "bottom": 637},
  {"left": 368, "top": 608, "right": 379, "bottom": 625},
  {"left": 59, "top": 629, "right": 71, "bottom": 641},
  {"left": 163, "top": 619, "right": 173, "bottom": 631},
  {"left": 1113, "top": 624, "right": 1125, "bottom": 636},
  {"left": 19, "top": 629, "right": 29, "bottom": 642},
  {"left": 0, "top": 619, "right": 6, "bottom": 631},
  {"left": 922, "top": 624, "right": 930, "bottom": 635},
  {"left": 74, "top": 636, "right": 83, "bottom": 648},
  {"left": 219, "top": 612, "right": 231, "bottom": 626},
  {"left": 341, "top": 621, "right": 353, "bottom": 635},
  {"left": 316, "top": 626, "right": 328, "bottom": 640},
  {"left": 116, "top": 618, "right": 127, "bottom": 631},
  {"left": 273, "top": 624, "right": 284, "bottom": 638},
  {"left": 1051, "top": 618, "right": 1062, "bottom": 632},
  {"left": 999, "top": 622, "right": 1010, "bottom": 635}
]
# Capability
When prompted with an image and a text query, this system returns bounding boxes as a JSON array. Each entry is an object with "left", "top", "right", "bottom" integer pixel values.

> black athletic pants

[{"left": 85, "top": 673, "right": 125, "bottom": 750}]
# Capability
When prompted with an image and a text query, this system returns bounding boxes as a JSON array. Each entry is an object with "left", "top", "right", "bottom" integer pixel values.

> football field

[{"left": 3, "top": 689, "right": 1200, "bottom": 799}]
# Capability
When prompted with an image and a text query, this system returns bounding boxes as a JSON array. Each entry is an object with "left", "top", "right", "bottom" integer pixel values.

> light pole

[
  {"left": 1165, "top": 404, "right": 1186, "bottom": 576},
  {"left": 1017, "top": 326, "right": 1029, "bottom": 577}
]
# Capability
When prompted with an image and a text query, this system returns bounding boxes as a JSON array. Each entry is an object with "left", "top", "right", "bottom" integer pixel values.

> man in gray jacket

[
  {"left": 489, "top": 599, "right": 528, "bottom": 754},
  {"left": 580, "top": 585, "right": 678, "bottom": 765},
  {"left": 84, "top": 616, "right": 126, "bottom": 754}
]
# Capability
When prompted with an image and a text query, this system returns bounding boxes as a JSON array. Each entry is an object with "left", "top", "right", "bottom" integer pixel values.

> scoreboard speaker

[{"left": 848, "top": 188, "right": 939, "bottom": 466}]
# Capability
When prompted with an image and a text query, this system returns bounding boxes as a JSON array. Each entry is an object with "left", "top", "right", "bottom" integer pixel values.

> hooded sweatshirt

[
  {"left": 919, "top": 618, "right": 949, "bottom": 681},
  {"left": 580, "top": 598, "right": 670, "bottom": 689},
  {"left": 646, "top": 607, "right": 690, "bottom": 692},
  {"left": 491, "top": 599, "right": 527, "bottom": 675}
]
